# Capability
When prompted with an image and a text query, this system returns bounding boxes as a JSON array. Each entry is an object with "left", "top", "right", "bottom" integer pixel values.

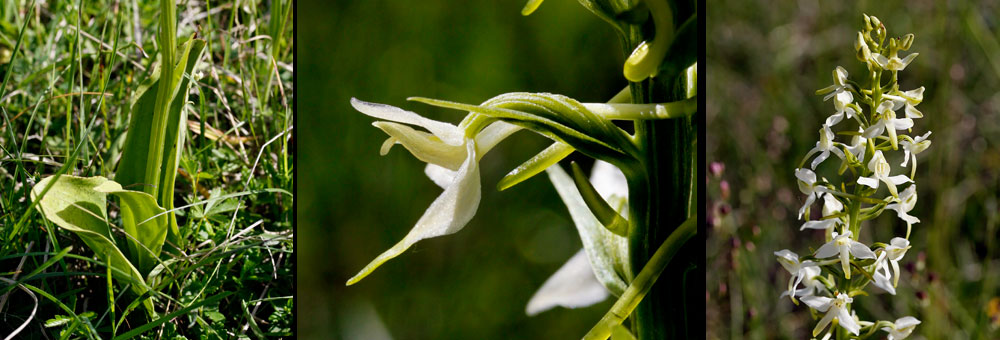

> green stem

[
  {"left": 145, "top": 0, "right": 177, "bottom": 197},
  {"left": 626, "top": 66, "right": 696, "bottom": 340}
]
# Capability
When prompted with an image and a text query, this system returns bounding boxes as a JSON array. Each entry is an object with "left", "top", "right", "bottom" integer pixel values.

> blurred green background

[
  {"left": 297, "top": 1, "right": 636, "bottom": 338},
  {"left": 708, "top": 1, "right": 1000, "bottom": 339}
]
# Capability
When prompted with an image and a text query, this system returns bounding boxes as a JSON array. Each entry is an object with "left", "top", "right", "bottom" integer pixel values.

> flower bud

[
  {"left": 863, "top": 14, "right": 873, "bottom": 31},
  {"left": 900, "top": 33, "right": 915, "bottom": 50}
]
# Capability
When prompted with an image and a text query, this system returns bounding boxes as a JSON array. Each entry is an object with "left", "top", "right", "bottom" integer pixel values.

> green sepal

[
  {"left": 497, "top": 142, "right": 574, "bottom": 191},
  {"left": 570, "top": 162, "right": 628, "bottom": 236}
]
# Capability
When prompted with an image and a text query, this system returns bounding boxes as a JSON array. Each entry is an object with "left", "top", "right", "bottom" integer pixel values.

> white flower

[
  {"left": 871, "top": 251, "right": 896, "bottom": 295},
  {"left": 900, "top": 131, "right": 931, "bottom": 167},
  {"left": 802, "top": 292, "right": 860, "bottom": 336},
  {"left": 800, "top": 195, "right": 844, "bottom": 232},
  {"left": 844, "top": 127, "right": 867, "bottom": 162},
  {"left": 796, "top": 168, "right": 828, "bottom": 219},
  {"left": 863, "top": 99, "right": 913, "bottom": 150},
  {"left": 873, "top": 50, "right": 919, "bottom": 71},
  {"left": 775, "top": 250, "right": 820, "bottom": 302},
  {"left": 819, "top": 67, "right": 858, "bottom": 127},
  {"left": 884, "top": 237, "right": 911, "bottom": 286},
  {"left": 857, "top": 150, "right": 912, "bottom": 198},
  {"left": 346, "top": 98, "right": 517, "bottom": 285},
  {"left": 525, "top": 250, "right": 609, "bottom": 316},
  {"left": 779, "top": 265, "right": 825, "bottom": 300},
  {"left": 808, "top": 124, "right": 846, "bottom": 169},
  {"left": 815, "top": 230, "right": 876, "bottom": 279},
  {"left": 881, "top": 316, "right": 920, "bottom": 340},
  {"left": 885, "top": 185, "right": 920, "bottom": 225}
]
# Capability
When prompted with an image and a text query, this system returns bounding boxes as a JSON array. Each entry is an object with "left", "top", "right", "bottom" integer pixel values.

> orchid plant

[
  {"left": 344, "top": 0, "right": 698, "bottom": 338},
  {"left": 775, "top": 15, "right": 928, "bottom": 340}
]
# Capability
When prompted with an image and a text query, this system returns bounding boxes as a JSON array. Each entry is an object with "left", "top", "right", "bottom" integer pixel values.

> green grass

[
  {"left": 708, "top": 1, "right": 1000, "bottom": 339},
  {"left": 0, "top": 1, "right": 293, "bottom": 338}
]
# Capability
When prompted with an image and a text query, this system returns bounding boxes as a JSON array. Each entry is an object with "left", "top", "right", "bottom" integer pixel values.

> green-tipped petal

[
  {"left": 521, "top": 0, "right": 544, "bottom": 15},
  {"left": 346, "top": 141, "right": 482, "bottom": 285},
  {"left": 498, "top": 142, "right": 574, "bottom": 191},
  {"left": 571, "top": 162, "right": 628, "bottom": 236}
]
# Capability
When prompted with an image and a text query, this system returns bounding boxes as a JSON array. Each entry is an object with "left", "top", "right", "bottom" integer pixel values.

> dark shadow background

[
  {"left": 708, "top": 0, "right": 1000, "bottom": 338},
  {"left": 297, "top": 1, "right": 635, "bottom": 338}
]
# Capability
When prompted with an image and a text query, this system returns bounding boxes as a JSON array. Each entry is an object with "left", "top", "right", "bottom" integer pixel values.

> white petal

[
  {"left": 898, "top": 53, "right": 918, "bottom": 69},
  {"left": 872, "top": 272, "right": 897, "bottom": 295},
  {"left": 811, "top": 151, "right": 831, "bottom": 169},
  {"left": 351, "top": 98, "right": 464, "bottom": 145},
  {"left": 893, "top": 118, "right": 914, "bottom": 130},
  {"left": 813, "top": 309, "right": 836, "bottom": 336},
  {"left": 815, "top": 241, "right": 840, "bottom": 258},
  {"left": 346, "top": 142, "right": 481, "bottom": 285},
  {"left": 801, "top": 219, "right": 838, "bottom": 231},
  {"left": 895, "top": 316, "right": 921, "bottom": 329},
  {"left": 590, "top": 160, "right": 629, "bottom": 200},
  {"left": 849, "top": 241, "right": 876, "bottom": 259},
  {"left": 795, "top": 168, "right": 817, "bottom": 184},
  {"left": 799, "top": 193, "right": 817, "bottom": 220},
  {"left": 837, "top": 306, "right": 861, "bottom": 335},
  {"left": 873, "top": 53, "right": 889, "bottom": 68},
  {"left": 801, "top": 295, "right": 832, "bottom": 312},
  {"left": 425, "top": 164, "right": 456, "bottom": 188},
  {"left": 525, "top": 250, "right": 610, "bottom": 316},
  {"left": 826, "top": 112, "right": 844, "bottom": 126},
  {"left": 862, "top": 122, "right": 884, "bottom": 139},
  {"left": 475, "top": 121, "right": 520, "bottom": 156},
  {"left": 822, "top": 194, "right": 844, "bottom": 216},
  {"left": 905, "top": 104, "right": 923, "bottom": 119},
  {"left": 372, "top": 122, "right": 466, "bottom": 170},
  {"left": 857, "top": 176, "right": 879, "bottom": 189},
  {"left": 887, "top": 175, "right": 912, "bottom": 185}
]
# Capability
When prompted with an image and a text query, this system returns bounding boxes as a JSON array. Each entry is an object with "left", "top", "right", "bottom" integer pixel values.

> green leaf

[
  {"left": 116, "top": 37, "right": 206, "bottom": 246},
  {"left": 113, "top": 292, "right": 232, "bottom": 340},
  {"left": 93, "top": 181, "right": 169, "bottom": 275},
  {"left": 30, "top": 175, "right": 154, "bottom": 316}
]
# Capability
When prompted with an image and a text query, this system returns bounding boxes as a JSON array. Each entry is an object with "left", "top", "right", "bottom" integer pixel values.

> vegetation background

[
  {"left": 0, "top": 0, "right": 292, "bottom": 338},
  {"left": 708, "top": 1, "right": 1000, "bottom": 339},
  {"left": 297, "top": 1, "right": 643, "bottom": 339}
]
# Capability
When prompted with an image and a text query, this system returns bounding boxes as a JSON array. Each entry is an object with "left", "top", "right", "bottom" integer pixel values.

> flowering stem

[{"left": 626, "top": 68, "right": 697, "bottom": 339}]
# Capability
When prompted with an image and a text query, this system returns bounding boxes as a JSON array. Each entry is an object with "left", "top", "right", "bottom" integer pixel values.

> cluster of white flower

[{"left": 775, "top": 15, "right": 930, "bottom": 339}]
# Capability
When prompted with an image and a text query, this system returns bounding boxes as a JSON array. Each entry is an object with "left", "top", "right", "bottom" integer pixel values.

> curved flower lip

[
  {"left": 346, "top": 141, "right": 482, "bottom": 286},
  {"left": 857, "top": 150, "right": 912, "bottom": 198},
  {"left": 774, "top": 249, "right": 820, "bottom": 302}
]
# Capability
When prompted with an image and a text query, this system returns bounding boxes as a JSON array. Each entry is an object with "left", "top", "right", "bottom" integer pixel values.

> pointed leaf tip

[{"left": 570, "top": 162, "right": 628, "bottom": 236}]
